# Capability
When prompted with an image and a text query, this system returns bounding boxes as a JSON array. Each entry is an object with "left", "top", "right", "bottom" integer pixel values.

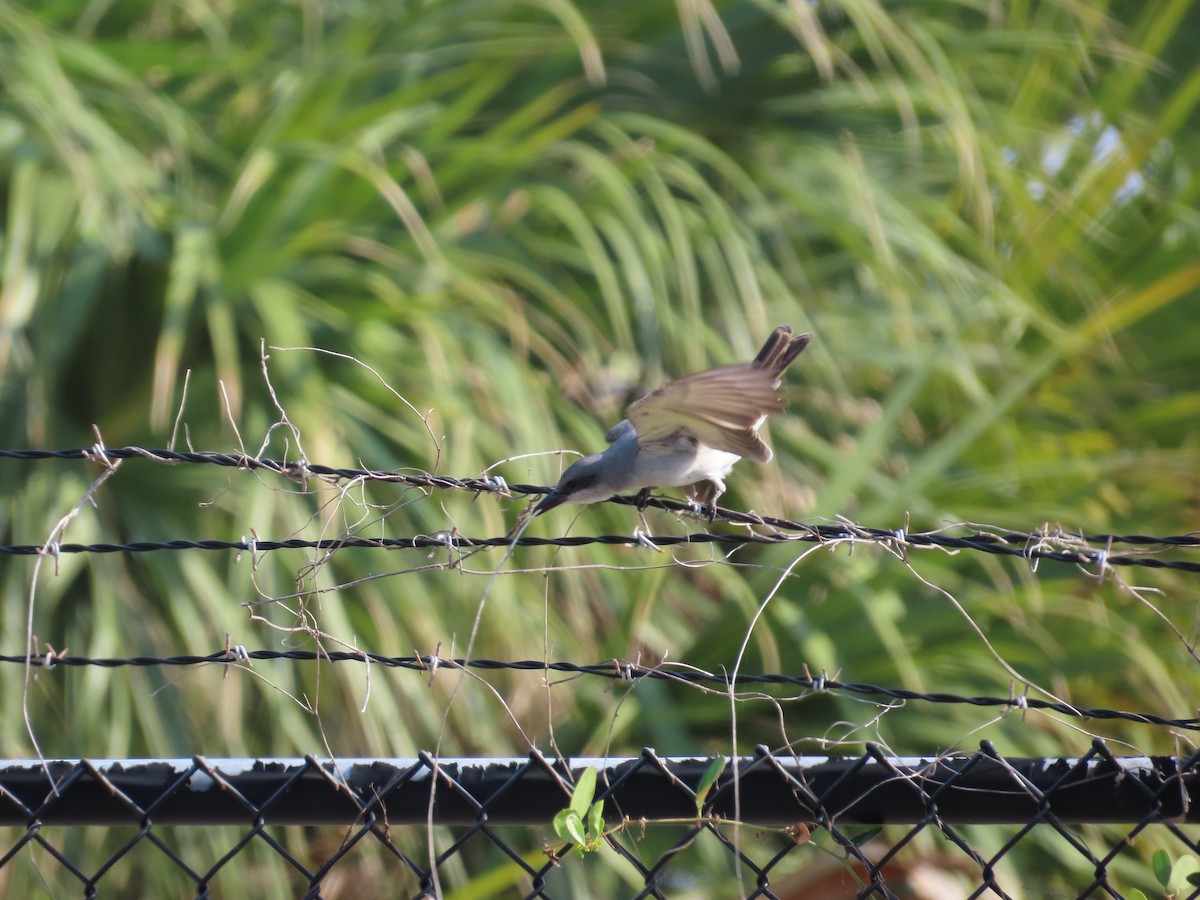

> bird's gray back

[{"left": 605, "top": 418, "right": 636, "bottom": 444}]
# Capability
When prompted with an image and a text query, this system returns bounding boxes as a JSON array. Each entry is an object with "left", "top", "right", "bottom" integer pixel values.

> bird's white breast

[{"left": 633, "top": 432, "right": 741, "bottom": 489}]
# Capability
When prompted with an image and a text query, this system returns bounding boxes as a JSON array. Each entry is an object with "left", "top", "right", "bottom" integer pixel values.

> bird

[{"left": 533, "top": 325, "right": 812, "bottom": 521}]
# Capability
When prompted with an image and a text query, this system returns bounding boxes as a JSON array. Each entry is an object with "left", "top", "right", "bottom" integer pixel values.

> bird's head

[{"left": 533, "top": 454, "right": 618, "bottom": 515}]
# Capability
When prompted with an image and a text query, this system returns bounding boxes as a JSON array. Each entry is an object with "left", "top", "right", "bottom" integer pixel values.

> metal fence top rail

[
  {"left": 1, "top": 742, "right": 1196, "bottom": 827},
  {"left": 0, "top": 752, "right": 1179, "bottom": 773}
]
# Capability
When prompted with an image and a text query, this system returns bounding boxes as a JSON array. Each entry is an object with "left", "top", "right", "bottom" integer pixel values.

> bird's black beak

[{"left": 533, "top": 490, "right": 566, "bottom": 517}]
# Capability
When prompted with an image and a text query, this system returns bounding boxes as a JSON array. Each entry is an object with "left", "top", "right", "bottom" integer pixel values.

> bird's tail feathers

[{"left": 753, "top": 325, "right": 812, "bottom": 375}]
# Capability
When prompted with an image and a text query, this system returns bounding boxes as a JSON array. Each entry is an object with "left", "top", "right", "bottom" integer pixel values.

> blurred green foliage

[{"left": 1, "top": 0, "right": 1198, "bottom": 894}]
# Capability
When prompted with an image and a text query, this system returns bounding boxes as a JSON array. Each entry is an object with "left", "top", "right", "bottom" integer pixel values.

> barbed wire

[
  {"left": 0, "top": 445, "right": 538, "bottom": 494},
  {"left": 3, "top": 445, "right": 1198, "bottom": 571},
  {"left": 1, "top": 531, "right": 1198, "bottom": 572},
  {"left": 6, "top": 648, "right": 1198, "bottom": 731}
]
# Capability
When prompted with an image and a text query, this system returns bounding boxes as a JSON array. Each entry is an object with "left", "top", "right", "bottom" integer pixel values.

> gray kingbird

[{"left": 533, "top": 325, "right": 812, "bottom": 517}]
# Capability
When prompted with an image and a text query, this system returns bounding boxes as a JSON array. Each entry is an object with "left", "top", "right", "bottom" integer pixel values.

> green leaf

[
  {"left": 1125, "top": 891, "right": 1147, "bottom": 900},
  {"left": 1172, "top": 854, "right": 1200, "bottom": 890},
  {"left": 694, "top": 756, "right": 725, "bottom": 817},
  {"left": 570, "top": 767, "right": 597, "bottom": 819},
  {"left": 553, "top": 809, "right": 587, "bottom": 846},
  {"left": 552, "top": 808, "right": 570, "bottom": 843},
  {"left": 587, "top": 798, "right": 605, "bottom": 840},
  {"left": 1153, "top": 849, "right": 1171, "bottom": 885}
]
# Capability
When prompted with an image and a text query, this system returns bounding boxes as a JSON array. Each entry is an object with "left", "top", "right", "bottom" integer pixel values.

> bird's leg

[
  {"left": 630, "top": 487, "right": 662, "bottom": 550},
  {"left": 689, "top": 481, "right": 722, "bottom": 522}
]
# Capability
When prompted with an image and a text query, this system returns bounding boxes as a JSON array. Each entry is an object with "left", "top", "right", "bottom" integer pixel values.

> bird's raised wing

[{"left": 625, "top": 364, "right": 782, "bottom": 463}]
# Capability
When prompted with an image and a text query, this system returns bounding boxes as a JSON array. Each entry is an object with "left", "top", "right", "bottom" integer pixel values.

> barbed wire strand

[
  {"left": 3, "top": 447, "right": 1199, "bottom": 572},
  {"left": 5, "top": 649, "right": 1197, "bottom": 731},
  {"left": 1, "top": 533, "right": 1197, "bottom": 572},
  {"left": 4, "top": 446, "right": 1199, "bottom": 544}
]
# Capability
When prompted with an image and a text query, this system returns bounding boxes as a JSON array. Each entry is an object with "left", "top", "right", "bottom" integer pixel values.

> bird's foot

[
  {"left": 684, "top": 497, "right": 718, "bottom": 523},
  {"left": 686, "top": 481, "right": 722, "bottom": 523},
  {"left": 634, "top": 487, "right": 653, "bottom": 510}
]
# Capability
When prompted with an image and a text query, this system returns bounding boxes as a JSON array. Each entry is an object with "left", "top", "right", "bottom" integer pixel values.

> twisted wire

[
  {"left": 5, "top": 649, "right": 1197, "bottom": 730},
  {"left": 3, "top": 446, "right": 1197, "bottom": 571},
  {"left": 1, "top": 532, "right": 1197, "bottom": 572}
]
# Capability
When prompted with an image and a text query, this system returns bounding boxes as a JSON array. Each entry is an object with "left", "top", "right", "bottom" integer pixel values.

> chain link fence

[{"left": 1, "top": 743, "right": 1197, "bottom": 898}]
